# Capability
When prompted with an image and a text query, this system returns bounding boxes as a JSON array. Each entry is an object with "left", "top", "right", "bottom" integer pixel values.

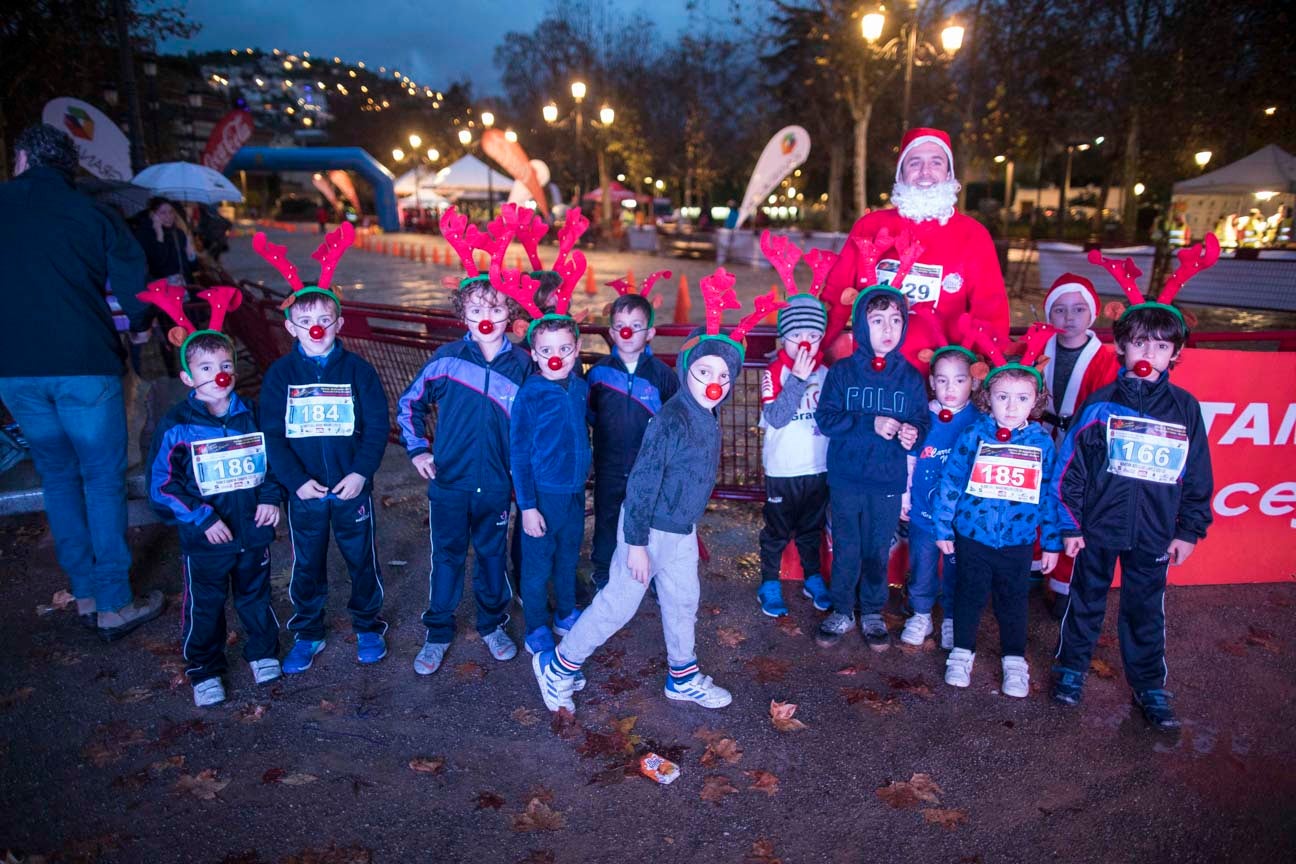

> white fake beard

[{"left": 892, "top": 179, "right": 960, "bottom": 225}]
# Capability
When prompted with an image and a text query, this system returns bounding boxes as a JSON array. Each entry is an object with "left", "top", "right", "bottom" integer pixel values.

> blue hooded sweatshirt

[
  {"left": 510, "top": 373, "right": 592, "bottom": 510},
  {"left": 909, "top": 400, "right": 979, "bottom": 530}
]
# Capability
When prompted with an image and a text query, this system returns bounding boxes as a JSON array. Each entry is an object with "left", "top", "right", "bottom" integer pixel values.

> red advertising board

[{"left": 202, "top": 110, "right": 253, "bottom": 173}]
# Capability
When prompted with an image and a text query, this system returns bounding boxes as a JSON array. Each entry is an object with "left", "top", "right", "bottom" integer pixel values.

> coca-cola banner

[{"left": 202, "top": 110, "right": 253, "bottom": 173}]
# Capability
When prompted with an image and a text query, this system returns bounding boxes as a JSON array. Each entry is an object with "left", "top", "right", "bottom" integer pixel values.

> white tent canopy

[
  {"left": 1173, "top": 144, "right": 1296, "bottom": 196},
  {"left": 429, "top": 154, "right": 514, "bottom": 202}
]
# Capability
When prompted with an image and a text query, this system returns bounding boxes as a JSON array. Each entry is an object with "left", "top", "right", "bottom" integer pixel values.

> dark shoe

[
  {"left": 860, "top": 613, "right": 891, "bottom": 652},
  {"left": 816, "top": 611, "right": 854, "bottom": 647},
  {"left": 1133, "top": 689, "right": 1182, "bottom": 732},
  {"left": 1052, "top": 666, "right": 1086, "bottom": 706},
  {"left": 96, "top": 591, "right": 165, "bottom": 643}
]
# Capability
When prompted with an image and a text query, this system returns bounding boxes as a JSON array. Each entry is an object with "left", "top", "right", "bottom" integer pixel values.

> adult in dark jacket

[
  {"left": 0, "top": 124, "right": 162, "bottom": 641},
  {"left": 133, "top": 198, "right": 198, "bottom": 285}
]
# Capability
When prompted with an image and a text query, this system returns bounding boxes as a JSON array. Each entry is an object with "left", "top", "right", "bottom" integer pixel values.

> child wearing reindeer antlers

[
  {"left": 755, "top": 231, "right": 837, "bottom": 617},
  {"left": 585, "top": 271, "right": 678, "bottom": 600},
  {"left": 532, "top": 270, "right": 781, "bottom": 714},
  {"left": 255, "top": 224, "right": 392, "bottom": 674},
  {"left": 398, "top": 205, "right": 585, "bottom": 675},
  {"left": 1051, "top": 238, "right": 1217, "bottom": 732},
  {"left": 933, "top": 323, "right": 1062, "bottom": 697},
  {"left": 142, "top": 281, "right": 286, "bottom": 707},
  {"left": 815, "top": 230, "right": 930, "bottom": 652}
]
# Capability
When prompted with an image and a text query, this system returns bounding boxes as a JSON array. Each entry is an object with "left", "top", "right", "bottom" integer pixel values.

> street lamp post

[
  {"left": 863, "top": 4, "right": 964, "bottom": 131},
  {"left": 408, "top": 134, "right": 423, "bottom": 211},
  {"left": 480, "top": 112, "right": 496, "bottom": 218},
  {"left": 543, "top": 81, "right": 615, "bottom": 228}
]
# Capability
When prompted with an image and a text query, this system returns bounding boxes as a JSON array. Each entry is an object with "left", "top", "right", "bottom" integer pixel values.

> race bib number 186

[
  {"left": 191, "top": 432, "right": 267, "bottom": 497},
  {"left": 1106, "top": 415, "right": 1189, "bottom": 484},
  {"left": 965, "top": 442, "right": 1044, "bottom": 504}
]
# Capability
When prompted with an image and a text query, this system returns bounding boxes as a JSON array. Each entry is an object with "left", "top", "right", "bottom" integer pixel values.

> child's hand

[
  {"left": 297, "top": 479, "right": 329, "bottom": 500},
  {"left": 874, "top": 416, "right": 901, "bottom": 440},
  {"left": 935, "top": 539, "right": 955, "bottom": 555},
  {"left": 1040, "top": 551, "right": 1059, "bottom": 574},
  {"left": 897, "top": 423, "right": 918, "bottom": 450},
  {"left": 522, "top": 508, "right": 546, "bottom": 537},
  {"left": 900, "top": 492, "right": 911, "bottom": 520},
  {"left": 790, "top": 345, "right": 816, "bottom": 380},
  {"left": 626, "top": 545, "right": 651, "bottom": 585},
  {"left": 1064, "top": 536, "right": 1085, "bottom": 558},
  {"left": 204, "top": 519, "right": 233, "bottom": 544},
  {"left": 254, "top": 504, "right": 280, "bottom": 528},
  {"left": 412, "top": 453, "right": 436, "bottom": 480},
  {"left": 331, "top": 473, "right": 366, "bottom": 500},
  {"left": 1167, "top": 538, "right": 1195, "bottom": 565}
]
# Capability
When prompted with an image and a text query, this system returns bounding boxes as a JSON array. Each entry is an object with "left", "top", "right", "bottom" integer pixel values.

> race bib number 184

[
  {"left": 286, "top": 383, "right": 356, "bottom": 438},
  {"left": 1106, "top": 415, "right": 1189, "bottom": 484},
  {"left": 191, "top": 433, "right": 266, "bottom": 497},
  {"left": 965, "top": 442, "right": 1043, "bottom": 504}
]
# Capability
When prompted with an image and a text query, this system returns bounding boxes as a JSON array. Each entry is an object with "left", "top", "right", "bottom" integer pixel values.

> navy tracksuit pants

[
  {"left": 1055, "top": 543, "right": 1170, "bottom": 691},
  {"left": 759, "top": 473, "right": 829, "bottom": 583},
  {"left": 422, "top": 484, "right": 511, "bottom": 643},
  {"left": 590, "top": 471, "right": 628, "bottom": 589},
  {"left": 182, "top": 546, "right": 279, "bottom": 683},
  {"left": 286, "top": 493, "right": 386, "bottom": 641},
  {"left": 828, "top": 488, "right": 902, "bottom": 617},
  {"left": 520, "top": 490, "right": 584, "bottom": 634},
  {"left": 952, "top": 534, "right": 1032, "bottom": 656}
]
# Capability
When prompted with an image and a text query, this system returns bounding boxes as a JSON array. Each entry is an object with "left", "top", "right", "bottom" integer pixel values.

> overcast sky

[{"left": 162, "top": 0, "right": 712, "bottom": 96}]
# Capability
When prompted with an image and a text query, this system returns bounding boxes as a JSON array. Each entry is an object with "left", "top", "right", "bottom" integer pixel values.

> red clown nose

[
  {"left": 995, "top": 427, "right": 1012, "bottom": 442},
  {"left": 1133, "top": 359, "right": 1153, "bottom": 378},
  {"left": 871, "top": 357, "right": 886, "bottom": 372},
  {"left": 215, "top": 372, "right": 233, "bottom": 389},
  {"left": 308, "top": 325, "right": 326, "bottom": 340},
  {"left": 798, "top": 341, "right": 812, "bottom": 355},
  {"left": 477, "top": 319, "right": 495, "bottom": 335},
  {"left": 938, "top": 408, "right": 953, "bottom": 423},
  {"left": 547, "top": 355, "right": 564, "bottom": 371},
  {"left": 619, "top": 326, "right": 635, "bottom": 340},
  {"left": 705, "top": 382, "right": 724, "bottom": 401}
]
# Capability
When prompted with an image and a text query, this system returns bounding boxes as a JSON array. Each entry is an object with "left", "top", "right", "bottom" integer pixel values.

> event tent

[
  {"left": 1171, "top": 144, "right": 1296, "bottom": 240},
  {"left": 428, "top": 154, "right": 514, "bottom": 202}
]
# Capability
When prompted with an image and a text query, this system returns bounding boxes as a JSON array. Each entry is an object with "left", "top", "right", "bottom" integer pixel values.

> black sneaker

[
  {"left": 96, "top": 591, "right": 165, "bottom": 643},
  {"left": 1052, "top": 666, "right": 1086, "bottom": 706},
  {"left": 860, "top": 613, "right": 891, "bottom": 652},
  {"left": 816, "top": 611, "right": 855, "bottom": 647},
  {"left": 1133, "top": 689, "right": 1182, "bottom": 732}
]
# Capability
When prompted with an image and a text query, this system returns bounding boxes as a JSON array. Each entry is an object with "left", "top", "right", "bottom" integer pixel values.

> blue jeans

[
  {"left": 0, "top": 376, "right": 132, "bottom": 611},
  {"left": 907, "top": 522, "right": 957, "bottom": 615},
  {"left": 520, "top": 490, "right": 583, "bottom": 634},
  {"left": 828, "top": 488, "right": 901, "bottom": 617}
]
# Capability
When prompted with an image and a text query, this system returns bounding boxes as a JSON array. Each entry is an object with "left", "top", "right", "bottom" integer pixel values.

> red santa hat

[
  {"left": 1043, "top": 273, "right": 1100, "bottom": 322},
  {"left": 895, "top": 127, "right": 955, "bottom": 182}
]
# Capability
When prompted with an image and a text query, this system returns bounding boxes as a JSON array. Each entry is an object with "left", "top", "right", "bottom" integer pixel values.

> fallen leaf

[
  {"left": 716, "top": 626, "right": 747, "bottom": 648},
  {"left": 81, "top": 722, "right": 148, "bottom": 767},
  {"left": 238, "top": 703, "right": 268, "bottom": 723},
  {"left": 408, "top": 757, "right": 445, "bottom": 775},
  {"left": 699, "top": 774, "right": 738, "bottom": 804},
  {"left": 769, "top": 700, "right": 808, "bottom": 732},
  {"left": 511, "top": 707, "right": 542, "bottom": 727},
  {"left": 743, "top": 838, "right": 783, "bottom": 863},
  {"left": 744, "top": 769, "right": 780, "bottom": 796},
  {"left": 599, "top": 673, "right": 640, "bottom": 695},
  {"left": 155, "top": 718, "right": 209, "bottom": 746},
  {"left": 591, "top": 647, "right": 626, "bottom": 669},
  {"left": 474, "top": 791, "right": 505, "bottom": 810},
  {"left": 922, "top": 807, "right": 968, "bottom": 830},
  {"left": 746, "top": 657, "right": 791, "bottom": 684},
  {"left": 876, "top": 773, "right": 944, "bottom": 809},
  {"left": 172, "top": 769, "right": 229, "bottom": 800},
  {"left": 52, "top": 589, "right": 76, "bottom": 608},
  {"left": 693, "top": 726, "right": 729, "bottom": 746},
  {"left": 1245, "top": 625, "right": 1280, "bottom": 653},
  {"left": 701, "top": 737, "right": 743, "bottom": 766},
  {"left": 0, "top": 687, "right": 35, "bottom": 709},
  {"left": 884, "top": 674, "right": 933, "bottom": 698},
  {"left": 109, "top": 685, "right": 154, "bottom": 704},
  {"left": 550, "top": 707, "right": 581, "bottom": 740},
  {"left": 842, "top": 687, "right": 902, "bottom": 715},
  {"left": 512, "top": 797, "right": 566, "bottom": 832},
  {"left": 150, "top": 755, "right": 185, "bottom": 773},
  {"left": 1089, "top": 658, "right": 1117, "bottom": 679},
  {"left": 278, "top": 772, "right": 319, "bottom": 786},
  {"left": 455, "top": 661, "right": 486, "bottom": 681},
  {"left": 774, "top": 616, "right": 803, "bottom": 637},
  {"left": 836, "top": 665, "right": 862, "bottom": 676},
  {"left": 262, "top": 767, "right": 286, "bottom": 784}
]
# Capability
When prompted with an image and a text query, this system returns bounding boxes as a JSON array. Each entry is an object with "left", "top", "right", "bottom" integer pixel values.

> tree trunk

[
  {"left": 828, "top": 139, "right": 845, "bottom": 233},
  {"left": 1120, "top": 107, "right": 1140, "bottom": 243},
  {"left": 597, "top": 148, "right": 612, "bottom": 229},
  {"left": 853, "top": 101, "right": 872, "bottom": 220}
]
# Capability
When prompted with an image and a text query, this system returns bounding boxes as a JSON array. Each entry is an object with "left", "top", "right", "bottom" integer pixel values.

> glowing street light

[
  {"left": 504, "top": 129, "right": 518, "bottom": 143},
  {"left": 458, "top": 129, "right": 472, "bottom": 146},
  {"left": 408, "top": 134, "right": 422, "bottom": 149},
  {"left": 940, "top": 23, "right": 965, "bottom": 53},
  {"left": 1134, "top": 182, "right": 1146, "bottom": 196},
  {"left": 599, "top": 105, "right": 615, "bottom": 126},
  {"left": 481, "top": 111, "right": 495, "bottom": 128},
  {"left": 1194, "top": 150, "right": 1213, "bottom": 168},
  {"left": 426, "top": 148, "right": 439, "bottom": 162},
  {"left": 994, "top": 154, "right": 1007, "bottom": 163},
  {"left": 570, "top": 80, "right": 586, "bottom": 102},
  {"left": 861, "top": 12, "right": 885, "bottom": 42},
  {"left": 391, "top": 148, "right": 405, "bottom": 162},
  {"left": 542, "top": 102, "right": 559, "bottom": 123}
]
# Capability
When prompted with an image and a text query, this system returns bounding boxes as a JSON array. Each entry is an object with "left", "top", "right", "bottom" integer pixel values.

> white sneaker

[
  {"left": 1001, "top": 655, "right": 1030, "bottom": 698},
  {"left": 664, "top": 673, "right": 733, "bottom": 709},
  {"left": 193, "top": 678, "right": 226, "bottom": 707},
  {"left": 249, "top": 658, "right": 282, "bottom": 685},
  {"left": 413, "top": 641, "right": 450, "bottom": 676},
  {"left": 945, "top": 648, "right": 975, "bottom": 688},
  {"left": 482, "top": 626, "right": 518, "bottom": 661},
  {"left": 940, "top": 619, "right": 954, "bottom": 651},
  {"left": 900, "top": 612, "right": 933, "bottom": 646},
  {"left": 532, "top": 652, "right": 576, "bottom": 713}
]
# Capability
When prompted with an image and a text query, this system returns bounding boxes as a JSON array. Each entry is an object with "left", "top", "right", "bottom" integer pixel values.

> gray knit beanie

[{"left": 777, "top": 294, "right": 827, "bottom": 339}]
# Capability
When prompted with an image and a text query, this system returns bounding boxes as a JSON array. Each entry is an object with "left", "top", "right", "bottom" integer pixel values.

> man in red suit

[{"left": 822, "top": 128, "right": 1010, "bottom": 363}]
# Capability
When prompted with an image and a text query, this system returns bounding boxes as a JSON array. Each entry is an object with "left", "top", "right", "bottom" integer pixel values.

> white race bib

[
  {"left": 1105, "top": 415, "right": 1189, "bottom": 485},
  {"left": 965, "top": 441, "right": 1043, "bottom": 504},
  {"left": 191, "top": 432, "right": 267, "bottom": 497},
  {"left": 875, "top": 258, "right": 944, "bottom": 306},
  {"left": 285, "top": 383, "right": 356, "bottom": 438}
]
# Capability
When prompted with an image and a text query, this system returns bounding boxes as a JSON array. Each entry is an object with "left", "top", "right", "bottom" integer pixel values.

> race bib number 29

[
  {"left": 286, "top": 384, "right": 355, "bottom": 438},
  {"left": 965, "top": 442, "right": 1043, "bottom": 504},
  {"left": 875, "top": 259, "right": 944, "bottom": 306},
  {"left": 1106, "top": 415, "right": 1189, "bottom": 484},
  {"left": 191, "top": 433, "right": 266, "bottom": 497}
]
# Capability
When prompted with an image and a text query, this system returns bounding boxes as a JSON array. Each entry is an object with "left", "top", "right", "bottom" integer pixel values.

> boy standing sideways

[
  {"left": 256, "top": 224, "right": 391, "bottom": 673},
  {"left": 1052, "top": 241, "right": 1217, "bottom": 731},
  {"left": 144, "top": 282, "right": 285, "bottom": 707},
  {"left": 815, "top": 233, "right": 929, "bottom": 651},
  {"left": 586, "top": 273, "right": 678, "bottom": 598},
  {"left": 532, "top": 271, "right": 773, "bottom": 713}
]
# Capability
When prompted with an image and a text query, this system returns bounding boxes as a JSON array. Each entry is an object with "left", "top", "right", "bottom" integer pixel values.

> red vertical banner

[{"left": 202, "top": 110, "right": 254, "bottom": 173}]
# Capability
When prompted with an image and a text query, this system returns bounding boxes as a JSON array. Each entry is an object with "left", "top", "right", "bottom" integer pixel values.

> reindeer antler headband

[
  {"left": 678, "top": 267, "right": 788, "bottom": 367},
  {"left": 1087, "top": 234, "right": 1220, "bottom": 326},
  {"left": 844, "top": 228, "right": 924, "bottom": 321},
  {"left": 253, "top": 222, "right": 355, "bottom": 316},
  {"left": 137, "top": 279, "right": 242, "bottom": 375},
  {"left": 607, "top": 269, "right": 672, "bottom": 327},
  {"left": 973, "top": 321, "right": 1060, "bottom": 388}
]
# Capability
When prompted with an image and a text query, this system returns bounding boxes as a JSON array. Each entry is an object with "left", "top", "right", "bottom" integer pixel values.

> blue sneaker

[
  {"left": 1133, "top": 688, "right": 1182, "bottom": 732},
  {"left": 801, "top": 573, "right": 831, "bottom": 611},
  {"left": 525, "top": 626, "right": 556, "bottom": 656},
  {"left": 356, "top": 632, "right": 387, "bottom": 665},
  {"left": 1052, "top": 666, "right": 1086, "bottom": 706},
  {"left": 553, "top": 610, "right": 581, "bottom": 637},
  {"left": 283, "top": 638, "right": 326, "bottom": 674},
  {"left": 757, "top": 581, "right": 789, "bottom": 618}
]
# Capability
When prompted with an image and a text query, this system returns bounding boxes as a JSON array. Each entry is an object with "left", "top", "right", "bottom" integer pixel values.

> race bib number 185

[
  {"left": 191, "top": 433, "right": 267, "bottom": 497},
  {"left": 1106, "top": 415, "right": 1189, "bottom": 484},
  {"left": 965, "top": 442, "right": 1043, "bottom": 504}
]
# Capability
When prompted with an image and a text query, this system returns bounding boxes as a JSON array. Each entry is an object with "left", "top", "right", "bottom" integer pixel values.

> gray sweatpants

[{"left": 557, "top": 509, "right": 699, "bottom": 668}]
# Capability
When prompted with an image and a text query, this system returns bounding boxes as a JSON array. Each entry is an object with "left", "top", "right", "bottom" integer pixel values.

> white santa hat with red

[
  {"left": 1043, "top": 273, "right": 1100, "bottom": 322},
  {"left": 895, "top": 127, "right": 956, "bottom": 183}
]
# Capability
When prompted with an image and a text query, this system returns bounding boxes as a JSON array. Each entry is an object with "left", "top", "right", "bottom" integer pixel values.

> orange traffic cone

[
  {"left": 626, "top": 268, "right": 636, "bottom": 291},
  {"left": 420, "top": 245, "right": 427, "bottom": 264},
  {"left": 584, "top": 266, "right": 597, "bottom": 295},
  {"left": 673, "top": 274, "right": 692, "bottom": 323},
  {"left": 763, "top": 284, "right": 781, "bottom": 324},
  {"left": 514, "top": 254, "right": 523, "bottom": 271}
]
